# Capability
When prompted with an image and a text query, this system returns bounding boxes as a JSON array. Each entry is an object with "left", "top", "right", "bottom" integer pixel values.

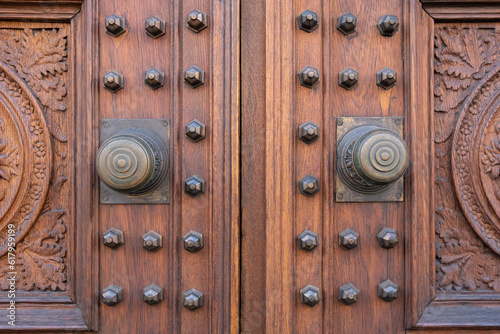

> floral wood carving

[
  {"left": 0, "top": 28, "right": 70, "bottom": 292},
  {"left": 435, "top": 25, "right": 500, "bottom": 292},
  {"left": 434, "top": 27, "right": 497, "bottom": 143}
]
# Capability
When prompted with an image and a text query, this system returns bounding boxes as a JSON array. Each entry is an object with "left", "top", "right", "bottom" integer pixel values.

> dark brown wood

[
  {"left": 0, "top": 0, "right": 83, "bottom": 21},
  {"left": 421, "top": 0, "right": 500, "bottom": 21}
]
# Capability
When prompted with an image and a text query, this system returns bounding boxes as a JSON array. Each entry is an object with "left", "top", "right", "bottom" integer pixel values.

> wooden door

[
  {"left": 240, "top": 0, "right": 500, "bottom": 333},
  {"left": 0, "top": 0, "right": 239, "bottom": 333},
  {"left": 0, "top": 0, "right": 500, "bottom": 333}
]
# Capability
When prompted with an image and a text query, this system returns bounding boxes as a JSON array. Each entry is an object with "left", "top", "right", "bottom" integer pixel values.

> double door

[{"left": 0, "top": 0, "right": 499, "bottom": 333}]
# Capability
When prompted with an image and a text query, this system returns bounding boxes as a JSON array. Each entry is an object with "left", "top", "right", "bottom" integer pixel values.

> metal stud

[
  {"left": 378, "top": 279, "right": 398, "bottom": 302},
  {"left": 183, "top": 230, "right": 204, "bottom": 253},
  {"left": 184, "top": 65, "right": 205, "bottom": 88},
  {"left": 377, "top": 67, "right": 397, "bottom": 90},
  {"left": 337, "top": 13, "right": 357, "bottom": 35},
  {"left": 297, "top": 10, "right": 319, "bottom": 33},
  {"left": 300, "top": 284, "right": 321, "bottom": 307},
  {"left": 298, "top": 229, "right": 319, "bottom": 251},
  {"left": 339, "top": 68, "right": 359, "bottom": 90},
  {"left": 339, "top": 228, "right": 359, "bottom": 250},
  {"left": 298, "top": 65, "right": 320, "bottom": 89},
  {"left": 184, "top": 175, "right": 205, "bottom": 197},
  {"left": 142, "top": 230, "right": 163, "bottom": 252},
  {"left": 377, "top": 15, "right": 399, "bottom": 36},
  {"left": 145, "top": 16, "right": 166, "bottom": 38},
  {"left": 143, "top": 283, "right": 163, "bottom": 305},
  {"left": 144, "top": 67, "right": 165, "bottom": 90},
  {"left": 339, "top": 283, "right": 359, "bottom": 305},
  {"left": 103, "top": 70, "right": 124, "bottom": 93},
  {"left": 185, "top": 119, "right": 206, "bottom": 142},
  {"left": 187, "top": 10, "right": 208, "bottom": 33},
  {"left": 298, "top": 121, "right": 319, "bottom": 144},
  {"left": 103, "top": 227, "right": 124, "bottom": 249},
  {"left": 102, "top": 284, "right": 123, "bottom": 306},
  {"left": 105, "top": 14, "right": 126, "bottom": 37},
  {"left": 299, "top": 175, "right": 320, "bottom": 197},
  {"left": 183, "top": 288, "right": 204, "bottom": 311},
  {"left": 377, "top": 227, "right": 398, "bottom": 248}
]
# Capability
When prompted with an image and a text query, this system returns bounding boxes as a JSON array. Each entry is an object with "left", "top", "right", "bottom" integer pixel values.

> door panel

[{"left": 0, "top": 0, "right": 239, "bottom": 333}]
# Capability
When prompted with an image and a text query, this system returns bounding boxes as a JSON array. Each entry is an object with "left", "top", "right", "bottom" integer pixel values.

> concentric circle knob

[
  {"left": 96, "top": 128, "right": 168, "bottom": 195},
  {"left": 353, "top": 128, "right": 409, "bottom": 185},
  {"left": 337, "top": 125, "right": 409, "bottom": 194}
]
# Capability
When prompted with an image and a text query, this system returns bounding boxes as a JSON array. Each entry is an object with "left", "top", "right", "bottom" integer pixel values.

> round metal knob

[
  {"left": 353, "top": 128, "right": 408, "bottom": 185},
  {"left": 337, "top": 125, "right": 409, "bottom": 194},
  {"left": 96, "top": 128, "right": 168, "bottom": 195}
]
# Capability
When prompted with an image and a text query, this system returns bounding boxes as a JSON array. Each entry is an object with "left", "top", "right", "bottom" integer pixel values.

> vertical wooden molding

[
  {"left": 404, "top": 0, "right": 435, "bottom": 328},
  {"left": 74, "top": 0, "right": 99, "bottom": 330},
  {"left": 265, "top": 0, "right": 295, "bottom": 332},
  {"left": 229, "top": 0, "right": 241, "bottom": 333}
]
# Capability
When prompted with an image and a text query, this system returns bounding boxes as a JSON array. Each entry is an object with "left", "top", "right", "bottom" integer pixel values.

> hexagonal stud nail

[
  {"left": 105, "top": 14, "right": 126, "bottom": 37},
  {"left": 377, "top": 227, "right": 399, "bottom": 249},
  {"left": 184, "top": 175, "right": 205, "bottom": 197},
  {"left": 339, "top": 283, "right": 359, "bottom": 305},
  {"left": 298, "top": 65, "right": 320, "bottom": 89},
  {"left": 103, "top": 70, "right": 124, "bottom": 93},
  {"left": 297, "top": 10, "right": 319, "bottom": 33},
  {"left": 142, "top": 230, "right": 163, "bottom": 252},
  {"left": 183, "top": 230, "right": 204, "bottom": 253},
  {"left": 377, "top": 67, "right": 397, "bottom": 90},
  {"left": 103, "top": 227, "right": 124, "bottom": 249},
  {"left": 300, "top": 284, "right": 321, "bottom": 307},
  {"left": 337, "top": 13, "right": 357, "bottom": 35},
  {"left": 378, "top": 279, "right": 398, "bottom": 302},
  {"left": 185, "top": 119, "right": 206, "bottom": 142},
  {"left": 339, "top": 67, "right": 359, "bottom": 90},
  {"left": 143, "top": 283, "right": 164, "bottom": 305},
  {"left": 377, "top": 15, "right": 399, "bottom": 37},
  {"left": 298, "top": 121, "right": 319, "bottom": 144},
  {"left": 144, "top": 67, "right": 165, "bottom": 90},
  {"left": 299, "top": 175, "right": 320, "bottom": 197},
  {"left": 187, "top": 10, "right": 208, "bottom": 33},
  {"left": 184, "top": 65, "right": 205, "bottom": 88},
  {"left": 145, "top": 16, "right": 166, "bottom": 38},
  {"left": 102, "top": 284, "right": 123, "bottom": 306},
  {"left": 183, "top": 288, "right": 204, "bottom": 311},
  {"left": 339, "top": 228, "right": 359, "bottom": 250},
  {"left": 298, "top": 229, "right": 319, "bottom": 251}
]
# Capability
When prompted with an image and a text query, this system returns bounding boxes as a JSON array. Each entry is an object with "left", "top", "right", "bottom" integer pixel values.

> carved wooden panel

[
  {"left": 0, "top": 24, "right": 73, "bottom": 294},
  {"left": 434, "top": 24, "right": 500, "bottom": 292}
]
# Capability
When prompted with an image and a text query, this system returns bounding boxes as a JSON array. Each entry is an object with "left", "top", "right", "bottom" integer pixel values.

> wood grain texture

[
  {"left": 404, "top": 0, "right": 435, "bottom": 328},
  {"left": 240, "top": 0, "right": 267, "bottom": 331},
  {"left": 264, "top": 0, "right": 295, "bottom": 331}
]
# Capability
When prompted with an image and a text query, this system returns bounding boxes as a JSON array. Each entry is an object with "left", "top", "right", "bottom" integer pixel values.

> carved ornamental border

[
  {"left": 406, "top": 0, "right": 500, "bottom": 330},
  {"left": 0, "top": 0, "right": 97, "bottom": 332}
]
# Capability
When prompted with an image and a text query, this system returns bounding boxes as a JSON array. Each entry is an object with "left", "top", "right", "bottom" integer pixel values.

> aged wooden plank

[{"left": 404, "top": 0, "right": 435, "bottom": 329}]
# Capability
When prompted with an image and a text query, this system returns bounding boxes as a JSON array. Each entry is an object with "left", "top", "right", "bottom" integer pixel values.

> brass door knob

[
  {"left": 337, "top": 125, "right": 409, "bottom": 194},
  {"left": 96, "top": 128, "right": 168, "bottom": 195}
]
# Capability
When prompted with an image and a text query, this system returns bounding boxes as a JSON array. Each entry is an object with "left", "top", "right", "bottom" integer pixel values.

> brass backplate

[
  {"left": 336, "top": 117, "right": 404, "bottom": 202},
  {"left": 99, "top": 119, "right": 170, "bottom": 204}
]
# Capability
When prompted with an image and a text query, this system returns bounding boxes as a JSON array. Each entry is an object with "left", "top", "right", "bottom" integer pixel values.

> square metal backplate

[
  {"left": 99, "top": 119, "right": 170, "bottom": 204},
  {"left": 335, "top": 117, "right": 404, "bottom": 202}
]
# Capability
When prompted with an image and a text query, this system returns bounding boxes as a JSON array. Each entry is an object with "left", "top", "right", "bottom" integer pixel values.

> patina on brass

[
  {"left": 336, "top": 117, "right": 408, "bottom": 202},
  {"left": 98, "top": 119, "right": 170, "bottom": 204}
]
